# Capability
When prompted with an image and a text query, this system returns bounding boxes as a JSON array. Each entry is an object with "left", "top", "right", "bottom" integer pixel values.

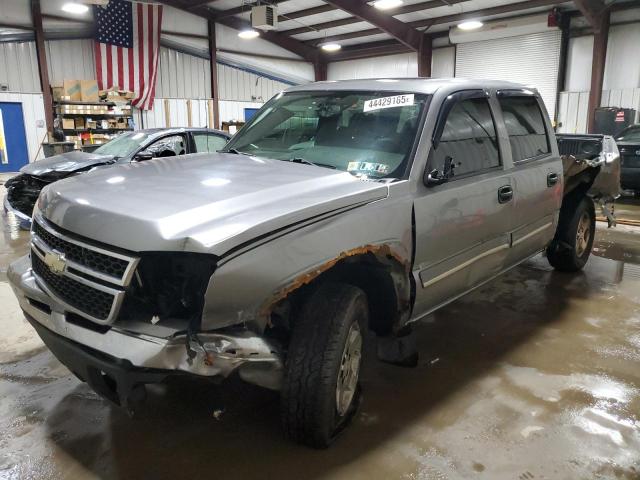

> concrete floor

[{"left": 1, "top": 177, "right": 640, "bottom": 479}]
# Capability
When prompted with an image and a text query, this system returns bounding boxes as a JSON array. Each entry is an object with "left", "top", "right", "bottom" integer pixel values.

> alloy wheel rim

[
  {"left": 576, "top": 212, "right": 591, "bottom": 257},
  {"left": 336, "top": 321, "right": 362, "bottom": 417}
]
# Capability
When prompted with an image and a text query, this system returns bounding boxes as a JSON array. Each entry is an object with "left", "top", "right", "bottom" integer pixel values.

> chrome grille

[
  {"left": 33, "top": 221, "right": 129, "bottom": 278},
  {"left": 30, "top": 216, "right": 139, "bottom": 324},
  {"left": 32, "top": 254, "right": 116, "bottom": 321}
]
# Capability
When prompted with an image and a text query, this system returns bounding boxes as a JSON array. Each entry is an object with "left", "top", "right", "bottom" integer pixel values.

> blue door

[
  {"left": 244, "top": 108, "right": 259, "bottom": 122},
  {"left": 0, "top": 102, "right": 29, "bottom": 172}
]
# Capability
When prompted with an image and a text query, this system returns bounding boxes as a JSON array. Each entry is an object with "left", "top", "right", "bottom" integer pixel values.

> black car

[
  {"left": 616, "top": 124, "right": 640, "bottom": 193},
  {"left": 4, "top": 127, "right": 230, "bottom": 228}
]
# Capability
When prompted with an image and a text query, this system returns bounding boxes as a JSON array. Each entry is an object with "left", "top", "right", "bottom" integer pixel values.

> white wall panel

[
  {"left": 0, "top": 42, "right": 40, "bottom": 93},
  {"left": 217, "top": 63, "right": 289, "bottom": 102},
  {"left": 134, "top": 98, "right": 264, "bottom": 129},
  {"left": 217, "top": 52, "right": 313, "bottom": 84},
  {"left": 46, "top": 39, "right": 96, "bottom": 85},
  {"left": 557, "top": 88, "right": 640, "bottom": 134},
  {"left": 328, "top": 53, "right": 418, "bottom": 80},
  {"left": 219, "top": 100, "right": 263, "bottom": 123},
  {"left": 557, "top": 91, "right": 589, "bottom": 134},
  {"left": 456, "top": 31, "right": 562, "bottom": 119},
  {"left": 565, "top": 35, "right": 593, "bottom": 92},
  {"left": 156, "top": 47, "right": 211, "bottom": 99},
  {"left": 603, "top": 23, "right": 640, "bottom": 91},
  {"left": 0, "top": 92, "right": 47, "bottom": 162},
  {"left": 432, "top": 47, "right": 455, "bottom": 78}
]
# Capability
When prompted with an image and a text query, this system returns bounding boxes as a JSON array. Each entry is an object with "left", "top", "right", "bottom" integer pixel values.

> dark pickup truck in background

[{"left": 615, "top": 124, "right": 640, "bottom": 194}]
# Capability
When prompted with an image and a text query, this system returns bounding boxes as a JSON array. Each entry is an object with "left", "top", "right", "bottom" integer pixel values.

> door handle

[
  {"left": 498, "top": 185, "right": 513, "bottom": 204},
  {"left": 547, "top": 172, "right": 559, "bottom": 187}
]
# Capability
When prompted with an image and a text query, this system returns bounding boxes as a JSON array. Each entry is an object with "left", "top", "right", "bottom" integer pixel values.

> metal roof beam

[
  {"left": 281, "top": 0, "right": 470, "bottom": 37},
  {"left": 158, "top": 0, "right": 320, "bottom": 62},
  {"left": 573, "top": 0, "right": 609, "bottom": 32},
  {"left": 307, "top": 0, "right": 561, "bottom": 46},
  {"left": 323, "top": 0, "right": 424, "bottom": 50}
]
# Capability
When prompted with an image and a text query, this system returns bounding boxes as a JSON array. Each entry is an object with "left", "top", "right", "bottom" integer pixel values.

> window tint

[
  {"left": 431, "top": 97, "right": 500, "bottom": 178},
  {"left": 145, "top": 135, "right": 187, "bottom": 158},
  {"left": 499, "top": 96, "right": 549, "bottom": 162},
  {"left": 193, "top": 133, "right": 228, "bottom": 153}
]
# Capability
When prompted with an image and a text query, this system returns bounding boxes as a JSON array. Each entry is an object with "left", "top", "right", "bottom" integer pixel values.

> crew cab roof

[{"left": 284, "top": 78, "right": 533, "bottom": 96}]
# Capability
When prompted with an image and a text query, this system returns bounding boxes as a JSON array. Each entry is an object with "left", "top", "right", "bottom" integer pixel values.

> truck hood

[
  {"left": 39, "top": 153, "right": 389, "bottom": 255},
  {"left": 21, "top": 150, "right": 115, "bottom": 177}
]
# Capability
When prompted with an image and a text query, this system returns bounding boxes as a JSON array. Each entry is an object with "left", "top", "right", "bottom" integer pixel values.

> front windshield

[
  {"left": 224, "top": 90, "right": 429, "bottom": 179},
  {"left": 93, "top": 131, "right": 152, "bottom": 157},
  {"left": 616, "top": 126, "right": 640, "bottom": 142}
]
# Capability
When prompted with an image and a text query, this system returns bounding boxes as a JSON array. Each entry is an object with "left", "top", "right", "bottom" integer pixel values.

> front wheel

[
  {"left": 280, "top": 282, "right": 368, "bottom": 448},
  {"left": 547, "top": 196, "right": 595, "bottom": 272}
]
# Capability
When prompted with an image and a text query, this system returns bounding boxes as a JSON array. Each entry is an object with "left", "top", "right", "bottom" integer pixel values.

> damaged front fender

[{"left": 200, "top": 187, "right": 415, "bottom": 334}]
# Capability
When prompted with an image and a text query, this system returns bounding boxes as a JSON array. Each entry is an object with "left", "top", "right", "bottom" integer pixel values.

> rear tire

[
  {"left": 280, "top": 282, "right": 368, "bottom": 448},
  {"left": 547, "top": 195, "right": 595, "bottom": 272}
]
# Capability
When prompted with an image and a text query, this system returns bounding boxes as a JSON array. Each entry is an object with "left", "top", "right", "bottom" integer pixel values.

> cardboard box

[
  {"left": 74, "top": 118, "right": 85, "bottom": 129},
  {"left": 62, "top": 118, "right": 75, "bottom": 130},
  {"left": 63, "top": 80, "right": 81, "bottom": 102},
  {"left": 86, "top": 120, "right": 97, "bottom": 129},
  {"left": 80, "top": 80, "right": 99, "bottom": 102},
  {"left": 52, "top": 85, "right": 64, "bottom": 101},
  {"left": 116, "top": 119, "right": 128, "bottom": 129}
]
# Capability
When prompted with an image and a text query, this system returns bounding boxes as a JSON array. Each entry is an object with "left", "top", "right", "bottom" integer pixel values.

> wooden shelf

[
  {"left": 55, "top": 100, "right": 118, "bottom": 107},
  {"left": 62, "top": 128, "right": 133, "bottom": 133}
]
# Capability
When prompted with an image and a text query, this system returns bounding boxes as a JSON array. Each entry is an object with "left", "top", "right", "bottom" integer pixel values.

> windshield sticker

[
  {"left": 363, "top": 94, "right": 414, "bottom": 112},
  {"left": 347, "top": 161, "right": 389, "bottom": 175}
]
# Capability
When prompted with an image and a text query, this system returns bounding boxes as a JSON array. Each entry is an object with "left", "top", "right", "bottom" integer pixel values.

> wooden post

[
  {"left": 587, "top": 11, "right": 610, "bottom": 133},
  {"left": 418, "top": 34, "right": 432, "bottom": 78},
  {"left": 31, "top": 0, "right": 54, "bottom": 134},
  {"left": 314, "top": 59, "right": 327, "bottom": 81},
  {"left": 164, "top": 99, "right": 171, "bottom": 127},
  {"left": 208, "top": 20, "right": 220, "bottom": 129}
]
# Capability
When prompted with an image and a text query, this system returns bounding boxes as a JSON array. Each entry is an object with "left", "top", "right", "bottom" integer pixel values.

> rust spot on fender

[{"left": 259, "top": 244, "right": 407, "bottom": 318}]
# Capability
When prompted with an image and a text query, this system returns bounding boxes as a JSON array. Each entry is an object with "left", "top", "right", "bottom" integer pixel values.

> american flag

[{"left": 94, "top": 0, "right": 163, "bottom": 110}]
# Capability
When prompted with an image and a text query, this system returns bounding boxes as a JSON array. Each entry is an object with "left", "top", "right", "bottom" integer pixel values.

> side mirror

[
  {"left": 424, "top": 169, "right": 448, "bottom": 187},
  {"left": 424, "top": 156, "right": 456, "bottom": 187},
  {"left": 133, "top": 151, "right": 153, "bottom": 162}
]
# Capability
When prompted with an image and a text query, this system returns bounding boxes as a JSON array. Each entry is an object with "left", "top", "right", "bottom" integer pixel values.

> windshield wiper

[
  {"left": 225, "top": 148, "right": 251, "bottom": 156},
  {"left": 289, "top": 157, "right": 336, "bottom": 169}
]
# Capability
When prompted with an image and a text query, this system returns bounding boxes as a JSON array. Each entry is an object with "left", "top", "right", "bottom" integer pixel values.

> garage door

[{"left": 455, "top": 31, "right": 562, "bottom": 121}]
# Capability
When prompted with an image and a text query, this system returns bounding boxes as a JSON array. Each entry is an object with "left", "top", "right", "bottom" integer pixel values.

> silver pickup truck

[{"left": 8, "top": 79, "right": 620, "bottom": 448}]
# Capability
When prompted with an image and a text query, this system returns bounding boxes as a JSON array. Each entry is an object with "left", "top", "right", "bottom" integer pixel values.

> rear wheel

[
  {"left": 280, "top": 282, "right": 367, "bottom": 448},
  {"left": 547, "top": 196, "right": 595, "bottom": 272}
]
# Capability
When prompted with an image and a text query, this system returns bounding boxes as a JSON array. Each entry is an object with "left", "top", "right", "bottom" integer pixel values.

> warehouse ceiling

[{"left": 161, "top": 0, "right": 636, "bottom": 61}]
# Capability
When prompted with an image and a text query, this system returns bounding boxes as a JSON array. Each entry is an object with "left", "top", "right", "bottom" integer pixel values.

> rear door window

[
  {"left": 431, "top": 97, "right": 500, "bottom": 178},
  {"left": 193, "top": 133, "right": 228, "bottom": 153},
  {"left": 498, "top": 96, "right": 550, "bottom": 162}
]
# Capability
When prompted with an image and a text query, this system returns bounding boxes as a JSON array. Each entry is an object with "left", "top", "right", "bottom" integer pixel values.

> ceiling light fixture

[
  {"left": 238, "top": 29, "right": 260, "bottom": 39},
  {"left": 61, "top": 2, "right": 89, "bottom": 14},
  {"left": 457, "top": 20, "right": 483, "bottom": 30},
  {"left": 373, "top": 0, "right": 403, "bottom": 10},
  {"left": 321, "top": 43, "right": 342, "bottom": 52}
]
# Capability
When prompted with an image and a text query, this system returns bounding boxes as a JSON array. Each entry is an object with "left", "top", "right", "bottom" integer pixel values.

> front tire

[
  {"left": 280, "top": 282, "right": 368, "bottom": 448},
  {"left": 547, "top": 195, "right": 595, "bottom": 272}
]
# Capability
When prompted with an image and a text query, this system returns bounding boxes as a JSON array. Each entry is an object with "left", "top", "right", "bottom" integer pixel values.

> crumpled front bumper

[
  {"left": 7, "top": 255, "right": 283, "bottom": 405},
  {"left": 3, "top": 194, "right": 32, "bottom": 230}
]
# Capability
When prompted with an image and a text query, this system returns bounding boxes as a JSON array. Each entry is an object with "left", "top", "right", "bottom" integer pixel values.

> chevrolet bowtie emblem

[{"left": 44, "top": 251, "right": 67, "bottom": 275}]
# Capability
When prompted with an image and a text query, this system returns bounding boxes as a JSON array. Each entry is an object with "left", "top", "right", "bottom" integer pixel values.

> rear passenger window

[
  {"left": 431, "top": 97, "right": 500, "bottom": 178},
  {"left": 498, "top": 96, "right": 550, "bottom": 162},
  {"left": 193, "top": 133, "right": 228, "bottom": 153}
]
